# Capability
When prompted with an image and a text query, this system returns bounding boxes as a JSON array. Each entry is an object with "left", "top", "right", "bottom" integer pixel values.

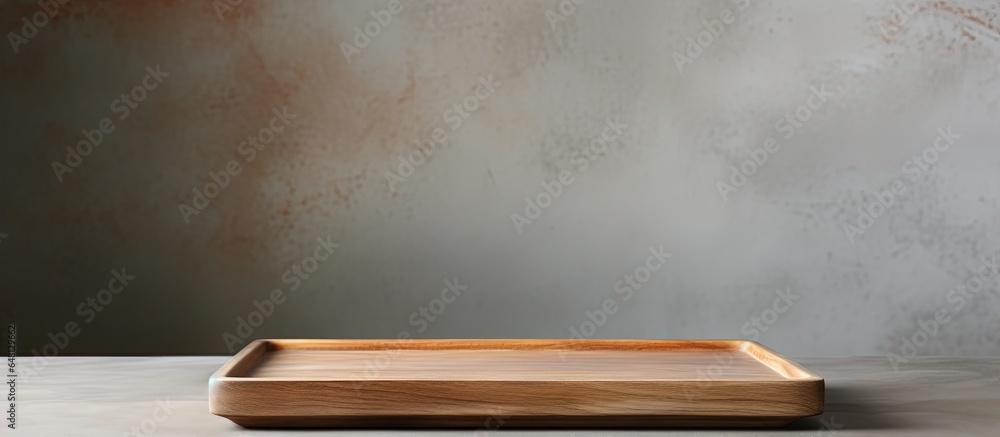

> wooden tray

[{"left": 209, "top": 339, "right": 823, "bottom": 428}]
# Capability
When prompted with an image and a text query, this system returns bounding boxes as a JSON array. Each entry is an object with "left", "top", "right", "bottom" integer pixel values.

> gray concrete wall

[{"left": 2, "top": 0, "right": 998, "bottom": 357}]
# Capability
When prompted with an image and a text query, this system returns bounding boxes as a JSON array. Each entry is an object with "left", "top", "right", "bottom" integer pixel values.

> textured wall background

[{"left": 1, "top": 0, "right": 998, "bottom": 358}]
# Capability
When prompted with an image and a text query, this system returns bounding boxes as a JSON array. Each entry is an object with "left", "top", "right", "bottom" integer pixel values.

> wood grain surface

[
  {"left": 244, "top": 350, "right": 783, "bottom": 380},
  {"left": 209, "top": 339, "right": 824, "bottom": 428}
]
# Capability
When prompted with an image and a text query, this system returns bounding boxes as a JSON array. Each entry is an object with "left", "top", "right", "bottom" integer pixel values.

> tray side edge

[
  {"left": 209, "top": 340, "right": 271, "bottom": 415},
  {"left": 738, "top": 340, "right": 823, "bottom": 381}
]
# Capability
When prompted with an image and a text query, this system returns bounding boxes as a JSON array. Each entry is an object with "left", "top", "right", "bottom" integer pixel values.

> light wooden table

[{"left": 11, "top": 357, "right": 1000, "bottom": 436}]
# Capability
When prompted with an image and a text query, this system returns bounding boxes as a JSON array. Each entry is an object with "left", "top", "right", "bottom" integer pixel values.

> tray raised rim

[{"left": 210, "top": 339, "right": 823, "bottom": 383}]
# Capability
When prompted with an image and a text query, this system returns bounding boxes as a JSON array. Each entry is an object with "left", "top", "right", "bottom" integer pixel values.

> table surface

[{"left": 10, "top": 356, "right": 1000, "bottom": 436}]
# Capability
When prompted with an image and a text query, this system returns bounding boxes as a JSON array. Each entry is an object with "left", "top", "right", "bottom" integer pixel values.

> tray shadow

[{"left": 778, "top": 385, "right": 920, "bottom": 432}]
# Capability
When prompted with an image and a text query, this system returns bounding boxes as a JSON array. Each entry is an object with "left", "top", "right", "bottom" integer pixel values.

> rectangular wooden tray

[{"left": 209, "top": 339, "right": 823, "bottom": 428}]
